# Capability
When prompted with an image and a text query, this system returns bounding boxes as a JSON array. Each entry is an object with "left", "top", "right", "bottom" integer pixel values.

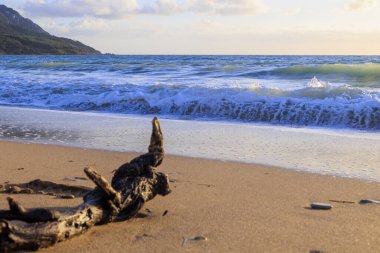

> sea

[
  {"left": 0, "top": 55, "right": 379, "bottom": 180},
  {"left": 1, "top": 55, "right": 379, "bottom": 129}
]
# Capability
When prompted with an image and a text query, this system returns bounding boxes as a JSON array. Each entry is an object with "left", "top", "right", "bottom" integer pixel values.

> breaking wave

[
  {"left": 0, "top": 80, "right": 378, "bottom": 130},
  {"left": 1, "top": 55, "right": 380, "bottom": 130}
]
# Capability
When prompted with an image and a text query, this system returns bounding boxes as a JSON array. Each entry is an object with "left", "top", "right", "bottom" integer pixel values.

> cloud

[
  {"left": 281, "top": 7, "right": 301, "bottom": 16},
  {"left": 345, "top": 0, "right": 377, "bottom": 11},
  {"left": 139, "top": 0, "right": 180, "bottom": 15},
  {"left": 186, "top": 0, "right": 268, "bottom": 15},
  {"left": 24, "top": 0, "right": 139, "bottom": 18},
  {"left": 42, "top": 18, "right": 105, "bottom": 36},
  {"left": 23, "top": 0, "right": 267, "bottom": 18}
]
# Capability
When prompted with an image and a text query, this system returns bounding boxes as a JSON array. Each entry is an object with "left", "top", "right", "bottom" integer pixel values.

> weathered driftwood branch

[{"left": 0, "top": 117, "right": 171, "bottom": 252}]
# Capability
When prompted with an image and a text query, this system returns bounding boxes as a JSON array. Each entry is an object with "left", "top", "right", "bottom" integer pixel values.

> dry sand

[{"left": 1, "top": 141, "right": 380, "bottom": 252}]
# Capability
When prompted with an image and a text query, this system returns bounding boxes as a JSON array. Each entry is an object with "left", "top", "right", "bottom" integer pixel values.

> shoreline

[
  {"left": 2, "top": 138, "right": 380, "bottom": 185},
  {"left": 0, "top": 105, "right": 379, "bottom": 182},
  {"left": 1, "top": 141, "right": 380, "bottom": 252}
]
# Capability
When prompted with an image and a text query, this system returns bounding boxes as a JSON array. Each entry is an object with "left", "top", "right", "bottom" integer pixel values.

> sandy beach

[
  {"left": 1, "top": 141, "right": 380, "bottom": 252},
  {"left": 1, "top": 3, "right": 380, "bottom": 252}
]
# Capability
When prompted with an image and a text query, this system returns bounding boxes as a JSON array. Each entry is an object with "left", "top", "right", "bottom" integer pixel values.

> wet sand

[
  {"left": 1, "top": 141, "right": 380, "bottom": 252},
  {"left": 1, "top": 105, "right": 379, "bottom": 181}
]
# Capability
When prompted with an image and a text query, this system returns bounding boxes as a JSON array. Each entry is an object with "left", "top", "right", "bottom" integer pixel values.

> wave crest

[
  {"left": 2, "top": 83, "right": 375, "bottom": 130},
  {"left": 266, "top": 63, "right": 380, "bottom": 86}
]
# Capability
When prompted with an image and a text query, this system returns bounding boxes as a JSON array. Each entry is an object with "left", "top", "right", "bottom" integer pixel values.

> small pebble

[
  {"left": 359, "top": 199, "right": 380, "bottom": 205},
  {"left": 162, "top": 210, "right": 168, "bottom": 216},
  {"left": 192, "top": 236, "right": 207, "bottom": 241},
  {"left": 310, "top": 202, "right": 332, "bottom": 210},
  {"left": 182, "top": 235, "right": 208, "bottom": 246}
]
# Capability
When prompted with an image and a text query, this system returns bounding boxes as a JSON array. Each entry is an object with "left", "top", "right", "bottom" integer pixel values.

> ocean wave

[
  {"left": 0, "top": 81, "right": 378, "bottom": 130},
  {"left": 3, "top": 56, "right": 380, "bottom": 88},
  {"left": 29, "top": 61, "right": 71, "bottom": 68},
  {"left": 248, "top": 63, "right": 380, "bottom": 86},
  {"left": 1, "top": 55, "right": 380, "bottom": 130}
]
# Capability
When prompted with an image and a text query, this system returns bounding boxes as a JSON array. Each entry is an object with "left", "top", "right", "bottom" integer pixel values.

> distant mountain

[{"left": 0, "top": 4, "right": 100, "bottom": 55}]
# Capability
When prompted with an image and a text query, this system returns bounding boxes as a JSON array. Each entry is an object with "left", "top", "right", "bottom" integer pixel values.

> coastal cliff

[{"left": 0, "top": 4, "right": 100, "bottom": 55}]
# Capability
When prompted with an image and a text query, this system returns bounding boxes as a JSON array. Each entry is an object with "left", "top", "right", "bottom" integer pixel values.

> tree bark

[{"left": 0, "top": 117, "right": 171, "bottom": 252}]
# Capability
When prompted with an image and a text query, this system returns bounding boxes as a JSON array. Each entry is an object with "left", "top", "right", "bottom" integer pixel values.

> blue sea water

[{"left": 0, "top": 55, "right": 379, "bottom": 130}]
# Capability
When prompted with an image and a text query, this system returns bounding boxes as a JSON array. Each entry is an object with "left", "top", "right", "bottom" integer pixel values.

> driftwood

[{"left": 0, "top": 117, "right": 171, "bottom": 252}]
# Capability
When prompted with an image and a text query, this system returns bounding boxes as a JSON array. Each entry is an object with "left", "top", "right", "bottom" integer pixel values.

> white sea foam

[
  {"left": 306, "top": 76, "right": 330, "bottom": 88},
  {"left": 0, "top": 80, "right": 378, "bottom": 129}
]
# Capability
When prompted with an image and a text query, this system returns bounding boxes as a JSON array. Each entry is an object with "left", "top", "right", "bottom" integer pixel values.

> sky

[{"left": 2, "top": 0, "right": 380, "bottom": 55}]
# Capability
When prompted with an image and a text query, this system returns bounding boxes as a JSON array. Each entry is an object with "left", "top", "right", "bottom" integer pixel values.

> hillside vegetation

[{"left": 0, "top": 4, "right": 100, "bottom": 55}]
